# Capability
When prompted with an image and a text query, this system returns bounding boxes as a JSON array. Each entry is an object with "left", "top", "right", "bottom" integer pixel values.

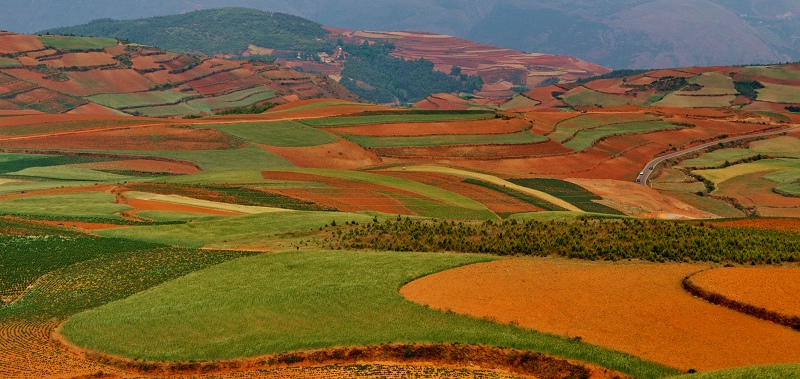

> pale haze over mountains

[{"left": 2, "top": 0, "right": 799, "bottom": 69}]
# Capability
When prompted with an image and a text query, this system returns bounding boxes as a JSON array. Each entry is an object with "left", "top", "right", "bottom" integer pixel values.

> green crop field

[
  {"left": 196, "top": 121, "right": 338, "bottom": 146},
  {"left": 463, "top": 178, "right": 566, "bottom": 212},
  {"left": 386, "top": 192, "right": 497, "bottom": 220},
  {"left": 0, "top": 57, "right": 20, "bottom": 67},
  {"left": 693, "top": 158, "right": 800, "bottom": 186},
  {"left": 551, "top": 114, "right": 661, "bottom": 142},
  {"left": 37, "top": 35, "right": 118, "bottom": 50},
  {"left": 562, "top": 88, "right": 634, "bottom": 107},
  {"left": 0, "top": 192, "right": 131, "bottom": 220},
  {"left": 273, "top": 101, "right": 366, "bottom": 112},
  {"left": 501, "top": 94, "right": 540, "bottom": 110},
  {"left": 88, "top": 91, "right": 194, "bottom": 109},
  {"left": 682, "top": 73, "right": 737, "bottom": 96},
  {"left": 751, "top": 136, "right": 800, "bottom": 158},
  {"left": 9, "top": 166, "right": 134, "bottom": 181},
  {"left": 0, "top": 119, "right": 150, "bottom": 137},
  {"left": 343, "top": 131, "right": 547, "bottom": 148},
  {"left": 655, "top": 94, "right": 735, "bottom": 108},
  {"left": 742, "top": 66, "right": 800, "bottom": 82},
  {"left": 141, "top": 145, "right": 295, "bottom": 171},
  {"left": 156, "top": 169, "right": 273, "bottom": 185},
  {"left": 299, "top": 111, "right": 495, "bottom": 127},
  {"left": 134, "top": 210, "right": 227, "bottom": 223},
  {"left": 755, "top": 83, "right": 800, "bottom": 103},
  {"left": 563, "top": 120, "right": 681, "bottom": 151},
  {"left": 97, "top": 211, "right": 374, "bottom": 248},
  {"left": 60, "top": 250, "right": 676, "bottom": 379},
  {"left": 679, "top": 148, "right": 759, "bottom": 169},
  {"left": 668, "top": 363, "right": 800, "bottom": 379},
  {"left": 130, "top": 103, "right": 207, "bottom": 117},
  {"left": 187, "top": 87, "right": 275, "bottom": 113},
  {"left": 509, "top": 178, "right": 623, "bottom": 214}
]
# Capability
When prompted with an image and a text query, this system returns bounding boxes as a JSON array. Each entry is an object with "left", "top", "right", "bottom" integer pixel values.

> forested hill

[{"left": 40, "top": 7, "right": 333, "bottom": 56}]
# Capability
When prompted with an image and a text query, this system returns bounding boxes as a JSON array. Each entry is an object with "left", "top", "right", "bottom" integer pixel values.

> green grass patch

[
  {"left": 187, "top": 87, "right": 275, "bottom": 113},
  {"left": 562, "top": 88, "right": 634, "bottom": 107},
  {"left": 693, "top": 158, "right": 800, "bottom": 186},
  {"left": 463, "top": 178, "right": 566, "bottom": 212},
  {"left": 9, "top": 166, "right": 134, "bottom": 181},
  {"left": 551, "top": 114, "right": 661, "bottom": 142},
  {"left": 0, "top": 192, "right": 131, "bottom": 220},
  {"left": 60, "top": 250, "right": 677, "bottom": 378},
  {"left": 0, "top": 180, "right": 92, "bottom": 196},
  {"left": 156, "top": 170, "right": 273, "bottom": 185},
  {"left": 0, "top": 57, "right": 20, "bottom": 67},
  {"left": 385, "top": 192, "right": 497, "bottom": 220},
  {"left": 750, "top": 136, "right": 800, "bottom": 158},
  {"left": 88, "top": 91, "right": 194, "bottom": 109},
  {"left": 0, "top": 119, "right": 149, "bottom": 137},
  {"left": 678, "top": 148, "right": 759, "bottom": 169},
  {"left": 563, "top": 120, "right": 682, "bottom": 151},
  {"left": 343, "top": 131, "right": 546, "bottom": 148},
  {"left": 668, "top": 363, "right": 800, "bottom": 379},
  {"left": 134, "top": 210, "right": 227, "bottom": 223},
  {"left": 142, "top": 145, "right": 294, "bottom": 171},
  {"left": 659, "top": 190, "right": 743, "bottom": 218},
  {"left": 97, "top": 211, "right": 374, "bottom": 248},
  {"left": 755, "top": 82, "right": 800, "bottom": 103},
  {"left": 654, "top": 94, "right": 735, "bottom": 108},
  {"left": 196, "top": 121, "right": 338, "bottom": 147},
  {"left": 37, "top": 35, "right": 118, "bottom": 50},
  {"left": 682, "top": 73, "right": 737, "bottom": 96},
  {"left": 130, "top": 103, "right": 204, "bottom": 117},
  {"left": 508, "top": 178, "right": 623, "bottom": 215},
  {"left": 299, "top": 111, "right": 495, "bottom": 127},
  {"left": 272, "top": 101, "right": 365, "bottom": 112},
  {"left": 742, "top": 66, "right": 800, "bottom": 82}
]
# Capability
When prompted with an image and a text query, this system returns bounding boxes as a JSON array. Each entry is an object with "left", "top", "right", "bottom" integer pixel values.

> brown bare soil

[
  {"left": 686, "top": 267, "right": 800, "bottom": 329},
  {"left": 413, "top": 93, "right": 473, "bottom": 110},
  {"left": 566, "top": 178, "right": 716, "bottom": 218},
  {"left": 401, "top": 257, "right": 800, "bottom": 371},
  {"left": 66, "top": 102, "right": 121, "bottom": 115},
  {"left": 0, "top": 125, "right": 238, "bottom": 151},
  {"left": 258, "top": 139, "right": 380, "bottom": 170},
  {"left": 260, "top": 171, "right": 424, "bottom": 215},
  {"left": 328, "top": 118, "right": 530, "bottom": 137},
  {"left": 0, "top": 34, "right": 44, "bottom": 54},
  {"left": 123, "top": 197, "right": 243, "bottom": 216}
]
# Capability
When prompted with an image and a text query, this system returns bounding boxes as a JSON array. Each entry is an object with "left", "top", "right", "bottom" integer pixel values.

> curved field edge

[
  {"left": 682, "top": 271, "right": 800, "bottom": 331},
  {"left": 59, "top": 251, "right": 678, "bottom": 379},
  {"left": 667, "top": 363, "right": 800, "bottom": 379},
  {"left": 55, "top": 342, "right": 622, "bottom": 379}
]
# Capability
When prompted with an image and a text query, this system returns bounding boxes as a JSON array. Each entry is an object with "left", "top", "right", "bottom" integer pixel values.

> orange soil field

[
  {"left": 0, "top": 184, "right": 113, "bottom": 202},
  {"left": 0, "top": 125, "right": 237, "bottom": 151},
  {"left": 324, "top": 118, "right": 530, "bottom": 137},
  {"left": 374, "top": 141, "right": 574, "bottom": 160},
  {"left": 521, "top": 86, "right": 567, "bottom": 108},
  {"left": 41, "top": 52, "right": 117, "bottom": 68},
  {"left": 260, "top": 171, "right": 424, "bottom": 215},
  {"left": 259, "top": 139, "right": 380, "bottom": 170},
  {"left": 62, "top": 69, "right": 155, "bottom": 96},
  {"left": 378, "top": 170, "right": 542, "bottom": 214},
  {"left": 525, "top": 112, "right": 588, "bottom": 135},
  {"left": 401, "top": 257, "right": 800, "bottom": 371},
  {"left": 689, "top": 267, "right": 800, "bottom": 320},
  {"left": 80, "top": 159, "right": 199, "bottom": 174},
  {"left": 0, "top": 34, "right": 44, "bottom": 54},
  {"left": 188, "top": 69, "right": 266, "bottom": 95},
  {"left": 123, "top": 197, "right": 243, "bottom": 216},
  {"left": 130, "top": 55, "right": 165, "bottom": 71}
]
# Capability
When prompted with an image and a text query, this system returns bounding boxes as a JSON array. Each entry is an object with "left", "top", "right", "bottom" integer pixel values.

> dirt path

[{"left": 401, "top": 257, "right": 800, "bottom": 372}]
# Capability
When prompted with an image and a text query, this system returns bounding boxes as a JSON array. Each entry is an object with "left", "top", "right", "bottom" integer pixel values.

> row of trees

[{"left": 331, "top": 217, "right": 800, "bottom": 264}]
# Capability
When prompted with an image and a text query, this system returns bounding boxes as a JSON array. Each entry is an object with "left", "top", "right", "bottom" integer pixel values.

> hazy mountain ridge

[{"left": 2, "top": 0, "right": 799, "bottom": 69}]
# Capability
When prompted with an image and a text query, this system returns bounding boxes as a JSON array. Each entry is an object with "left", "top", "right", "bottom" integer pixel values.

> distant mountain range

[{"left": 2, "top": 0, "right": 800, "bottom": 69}]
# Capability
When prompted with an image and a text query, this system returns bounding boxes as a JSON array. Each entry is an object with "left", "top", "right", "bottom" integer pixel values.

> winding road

[{"left": 637, "top": 125, "right": 800, "bottom": 186}]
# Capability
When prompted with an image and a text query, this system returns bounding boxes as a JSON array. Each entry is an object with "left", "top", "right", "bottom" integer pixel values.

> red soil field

[
  {"left": 258, "top": 139, "right": 380, "bottom": 170},
  {"left": 81, "top": 159, "right": 199, "bottom": 174},
  {"left": 584, "top": 78, "right": 632, "bottom": 95},
  {"left": 62, "top": 69, "right": 154, "bottom": 96},
  {"left": 66, "top": 102, "right": 121, "bottom": 115},
  {"left": 0, "top": 184, "right": 113, "bottom": 202},
  {"left": 690, "top": 267, "right": 800, "bottom": 321},
  {"left": 0, "top": 113, "right": 157, "bottom": 128},
  {"left": 525, "top": 111, "right": 585, "bottom": 135},
  {"left": 401, "top": 257, "right": 800, "bottom": 371},
  {"left": 0, "top": 34, "right": 44, "bottom": 54},
  {"left": 378, "top": 170, "right": 542, "bottom": 214},
  {"left": 41, "top": 52, "right": 117, "bottom": 68},
  {"left": 325, "top": 118, "right": 530, "bottom": 137},
  {"left": 521, "top": 86, "right": 568, "bottom": 108},
  {"left": 0, "top": 125, "right": 237, "bottom": 151},
  {"left": 123, "top": 197, "right": 243, "bottom": 217},
  {"left": 130, "top": 55, "right": 164, "bottom": 72},
  {"left": 260, "top": 171, "right": 426, "bottom": 215},
  {"left": 413, "top": 94, "right": 472, "bottom": 110},
  {"left": 374, "top": 140, "right": 574, "bottom": 160}
]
